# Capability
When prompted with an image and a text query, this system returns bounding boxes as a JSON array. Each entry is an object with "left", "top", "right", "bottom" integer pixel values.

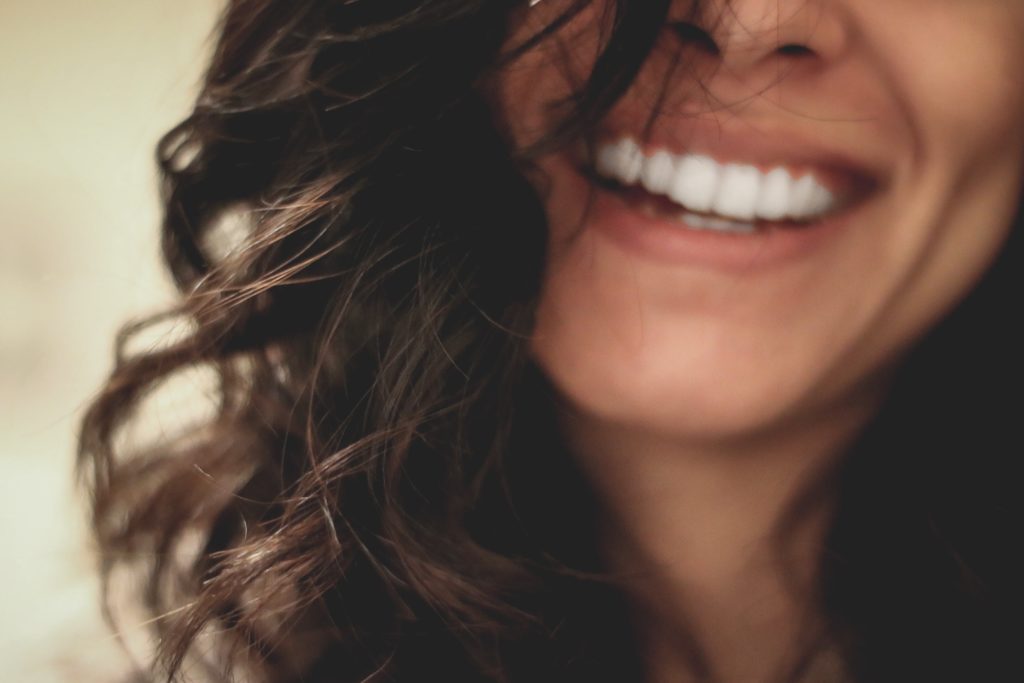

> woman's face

[{"left": 494, "top": 0, "right": 1024, "bottom": 439}]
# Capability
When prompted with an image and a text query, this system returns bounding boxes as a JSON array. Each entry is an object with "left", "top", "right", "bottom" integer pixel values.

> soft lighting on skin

[
  {"left": 496, "top": 0, "right": 1024, "bottom": 442},
  {"left": 492, "top": 4, "right": 1024, "bottom": 675}
]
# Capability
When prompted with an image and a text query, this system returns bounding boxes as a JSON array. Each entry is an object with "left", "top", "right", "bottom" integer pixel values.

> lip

[
  {"left": 550, "top": 119, "right": 889, "bottom": 271},
  {"left": 556, "top": 152, "right": 877, "bottom": 272}
]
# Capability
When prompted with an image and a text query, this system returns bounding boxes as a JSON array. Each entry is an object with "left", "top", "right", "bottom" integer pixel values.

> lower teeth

[
  {"left": 636, "top": 197, "right": 758, "bottom": 233},
  {"left": 679, "top": 211, "right": 756, "bottom": 234}
]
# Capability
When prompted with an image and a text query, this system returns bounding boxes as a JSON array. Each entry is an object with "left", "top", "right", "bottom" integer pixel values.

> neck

[{"left": 559, "top": 396, "right": 879, "bottom": 683}]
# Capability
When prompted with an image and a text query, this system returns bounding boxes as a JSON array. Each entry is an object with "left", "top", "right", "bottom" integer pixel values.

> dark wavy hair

[{"left": 79, "top": 1, "right": 1023, "bottom": 681}]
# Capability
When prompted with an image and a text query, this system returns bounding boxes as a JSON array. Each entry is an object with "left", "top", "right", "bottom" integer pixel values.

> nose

[{"left": 675, "top": 0, "right": 849, "bottom": 77}]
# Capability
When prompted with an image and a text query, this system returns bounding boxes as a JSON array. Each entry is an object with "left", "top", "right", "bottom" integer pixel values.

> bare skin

[
  {"left": 562, "top": 389, "right": 882, "bottom": 682},
  {"left": 492, "top": 0, "right": 1024, "bottom": 680}
]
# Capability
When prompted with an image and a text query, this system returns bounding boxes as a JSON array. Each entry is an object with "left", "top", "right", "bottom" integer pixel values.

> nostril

[
  {"left": 777, "top": 43, "right": 814, "bottom": 58},
  {"left": 669, "top": 22, "right": 720, "bottom": 56}
]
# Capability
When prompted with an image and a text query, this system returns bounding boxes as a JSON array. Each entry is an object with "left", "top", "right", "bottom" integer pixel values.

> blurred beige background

[{"left": 1, "top": 1, "right": 221, "bottom": 678}]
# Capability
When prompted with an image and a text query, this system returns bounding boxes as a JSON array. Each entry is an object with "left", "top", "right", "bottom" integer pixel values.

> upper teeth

[{"left": 594, "top": 138, "right": 838, "bottom": 223}]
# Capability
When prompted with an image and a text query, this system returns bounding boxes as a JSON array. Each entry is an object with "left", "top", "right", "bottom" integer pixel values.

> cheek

[
  {"left": 869, "top": 12, "right": 1024, "bottom": 335},
  {"left": 921, "top": 55, "right": 1024, "bottom": 177},
  {"left": 872, "top": 5, "right": 1024, "bottom": 176}
]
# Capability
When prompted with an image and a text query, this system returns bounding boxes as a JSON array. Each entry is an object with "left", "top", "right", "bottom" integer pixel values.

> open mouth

[
  {"left": 579, "top": 137, "right": 878, "bottom": 235},
  {"left": 585, "top": 171, "right": 825, "bottom": 235}
]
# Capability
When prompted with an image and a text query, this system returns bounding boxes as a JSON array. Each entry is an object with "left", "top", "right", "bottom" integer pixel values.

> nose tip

[{"left": 677, "top": 0, "right": 846, "bottom": 74}]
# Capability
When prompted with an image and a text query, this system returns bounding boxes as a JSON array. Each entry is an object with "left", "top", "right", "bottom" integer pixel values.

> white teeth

[
  {"left": 669, "top": 155, "right": 719, "bottom": 213},
  {"left": 640, "top": 150, "right": 675, "bottom": 195},
  {"left": 681, "top": 212, "right": 756, "bottom": 234},
  {"left": 618, "top": 138, "right": 644, "bottom": 185},
  {"left": 594, "top": 137, "right": 842, "bottom": 223},
  {"left": 595, "top": 137, "right": 644, "bottom": 185},
  {"left": 713, "top": 164, "right": 761, "bottom": 222},
  {"left": 789, "top": 175, "right": 816, "bottom": 219},
  {"left": 808, "top": 182, "right": 835, "bottom": 216},
  {"left": 756, "top": 168, "right": 792, "bottom": 221},
  {"left": 792, "top": 175, "right": 836, "bottom": 220}
]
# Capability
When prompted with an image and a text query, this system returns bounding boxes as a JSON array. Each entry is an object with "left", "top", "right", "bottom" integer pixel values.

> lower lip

[{"left": 567, "top": 162, "right": 862, "bottom": 272}]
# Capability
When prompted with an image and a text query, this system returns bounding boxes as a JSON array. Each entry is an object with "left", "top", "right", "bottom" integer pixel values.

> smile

[
  {"left": 588, "top": 136, "right": 878, "bottom": 235},
  {"left": 558, "top": 129, "right": 888, "bottom": 270}
]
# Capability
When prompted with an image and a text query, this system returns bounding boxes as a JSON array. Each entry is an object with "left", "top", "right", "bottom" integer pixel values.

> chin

[{"left": 533, "top": 340, "right": 825, "bottom": 443}]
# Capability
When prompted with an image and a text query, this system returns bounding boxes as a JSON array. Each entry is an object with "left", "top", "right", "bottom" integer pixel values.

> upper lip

[{"left": 585, "top": 120, "right": 889, "bottom": 197}]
